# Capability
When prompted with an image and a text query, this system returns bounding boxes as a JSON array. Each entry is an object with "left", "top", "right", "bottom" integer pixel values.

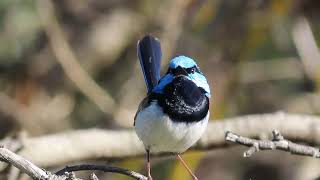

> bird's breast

[
  {"left": 134, "top": 102, "right": 209, "bottom": 153},
  {"left": 155, "top": 76, "right": 209, "bottom": 122}
]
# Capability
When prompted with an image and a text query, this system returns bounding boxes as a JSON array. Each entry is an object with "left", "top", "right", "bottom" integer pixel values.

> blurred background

[{"left": 0, "top": 0, "right": 320, "bottom": 179}]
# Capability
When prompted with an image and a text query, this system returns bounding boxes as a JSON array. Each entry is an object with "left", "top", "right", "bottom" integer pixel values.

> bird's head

[{"left": 153, "top": 56, "right": 211, "bottom": 98}]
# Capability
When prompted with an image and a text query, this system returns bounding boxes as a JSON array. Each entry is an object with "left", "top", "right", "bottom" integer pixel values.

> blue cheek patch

[
  {"left": 188, "top": 72, "right": 211, "bottom": 98},
  {"left": 152, "top": 74, "right": 174, "bottom": 94},
  {"left": 169, "top": 56, "right": 197, "bottom": 69}
]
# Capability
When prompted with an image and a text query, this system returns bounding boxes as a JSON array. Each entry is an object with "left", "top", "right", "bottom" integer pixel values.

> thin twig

[
  {"left": 55, "top": 164, "right": 147, "bottom": 180},
  {"left": 225, "top": 130, "right": 320, "bottom": 158},
  {"left": 89, "top": 173, "right": 99, "bottom": 180}
]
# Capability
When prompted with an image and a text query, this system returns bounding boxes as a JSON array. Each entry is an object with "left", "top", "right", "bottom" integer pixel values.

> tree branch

[
  {"left": 225, "top": 130, "right": 320, "bottom": 158},
  {"left": 0, "top": 146, "right": 147, "bottom": 180},
  {"left": 55, "top": 164, "right": 147, "bottom": 180},
  {"left": 2, "top": 112, "right": 320, "bottom": 179},
  {"left": 0, "top": 147, "right": 49, "bottom": 179},
  {"left": 1, "top": 112, "right": 320, "bottom": 169}
]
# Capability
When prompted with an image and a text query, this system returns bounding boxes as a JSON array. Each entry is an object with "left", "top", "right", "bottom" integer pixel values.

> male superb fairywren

[{"left": 134, "top": 35, "right": 211, "bottom": 180}]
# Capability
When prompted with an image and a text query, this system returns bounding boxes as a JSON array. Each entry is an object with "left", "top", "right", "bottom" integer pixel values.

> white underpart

[{"left": 135, "top": 102, "right": 209, "bottom": 153}]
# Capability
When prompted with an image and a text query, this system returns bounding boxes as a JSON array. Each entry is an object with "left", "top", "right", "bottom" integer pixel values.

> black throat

[{"left": 151, "top": 76, "right": 209, "bottom": 122}]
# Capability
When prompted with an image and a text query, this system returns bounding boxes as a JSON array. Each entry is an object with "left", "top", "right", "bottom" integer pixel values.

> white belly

[{"left": 135, "top": 102, "right": 209, "bottom": 153}]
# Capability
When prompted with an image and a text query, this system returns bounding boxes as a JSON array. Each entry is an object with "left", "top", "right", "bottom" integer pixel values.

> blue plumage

[
  {"left": 188, "top": 72, "right": 211, "bottom": 98},
  {"left": 169, "top": 56, "right": 197, "bottom": 69},
  {"left": 152, "top": 56, "right": 211, "bottom": 98},
  {"left": 152, "top": 74, "right": 173, "bottom": 94}
]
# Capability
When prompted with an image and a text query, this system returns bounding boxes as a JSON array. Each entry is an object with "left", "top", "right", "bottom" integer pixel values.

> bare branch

[
  {"left": 0, "top": 147, "right": 49, "bottom": 179},
  {"left": 55, "top": 164, "right": 147, "bottom": 180},
  {"left": 225, "top": 130, "right": 320, "bottom": 158},
  {"left": 2, "top": 112, "right": 320, "bottom": 179},
  {"left": 0, "top": 147, "right": 147, "bottom": 180},
  {"left": 2, "top": 112, "right": 320, "bottom": 169}
]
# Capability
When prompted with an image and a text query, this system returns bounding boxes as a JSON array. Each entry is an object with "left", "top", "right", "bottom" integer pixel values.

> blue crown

[{"left": 169, "top": 56, "right": 197, "bottom": 69}]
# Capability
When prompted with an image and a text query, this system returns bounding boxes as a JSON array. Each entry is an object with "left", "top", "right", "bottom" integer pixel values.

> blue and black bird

[{"left": 134, "top": 35, "right": 211, "bottom": 180}]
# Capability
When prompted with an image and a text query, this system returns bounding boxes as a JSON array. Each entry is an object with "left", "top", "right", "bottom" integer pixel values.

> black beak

[{"left": 174, "top": 66, "right": 188, "bottom": 76}]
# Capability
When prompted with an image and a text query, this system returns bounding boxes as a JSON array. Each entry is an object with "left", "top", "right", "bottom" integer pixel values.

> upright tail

[{"left": 137, "top": 35, "right": 162, "bottom": 94}]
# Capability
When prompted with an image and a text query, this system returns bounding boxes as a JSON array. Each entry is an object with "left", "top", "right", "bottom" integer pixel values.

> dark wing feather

[
  {"left": 134, "top": 96, "right": 150, "bottom": 126},
  {"left": 137, "top": 35, "right": 162, "bottom": 94}
]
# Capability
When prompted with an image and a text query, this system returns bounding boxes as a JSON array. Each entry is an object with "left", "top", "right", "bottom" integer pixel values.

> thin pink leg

[
  {"left": 177, "top": 154, "right": 198, "bottom": 180},
  {"left": 146, "top": 150, "right": 153, "bottom": 180}
]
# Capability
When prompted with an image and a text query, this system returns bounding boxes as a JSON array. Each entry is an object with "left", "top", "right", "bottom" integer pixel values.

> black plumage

[{"left": 152, "top": 76, "right": 209, "bottom": 122}]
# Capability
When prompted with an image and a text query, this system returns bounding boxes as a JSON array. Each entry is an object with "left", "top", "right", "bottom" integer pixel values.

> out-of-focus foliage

[{"left": 1, "top": 0, "right": 320, "bottom": 179}]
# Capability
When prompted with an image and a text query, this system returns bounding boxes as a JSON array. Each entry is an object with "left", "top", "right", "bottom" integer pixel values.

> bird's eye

[{"left": 186, "top": 66, "right": 197, "bottom": 74}]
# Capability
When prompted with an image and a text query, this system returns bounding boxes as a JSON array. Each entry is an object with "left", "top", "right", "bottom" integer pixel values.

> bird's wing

[
  {"left": 137, "top": 35, "right": 162, "bottom": 94},
  {"left": 134, "top": 96, "right": 150, "bottom": 126}
]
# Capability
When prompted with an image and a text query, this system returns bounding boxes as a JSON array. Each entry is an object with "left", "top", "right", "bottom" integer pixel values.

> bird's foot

[{"left": 147, "top": 174, "right": 153, "bottom": 180}]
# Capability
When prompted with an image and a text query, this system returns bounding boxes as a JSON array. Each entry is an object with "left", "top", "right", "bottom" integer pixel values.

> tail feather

[{"left": 137, "top": 35, "right": 162, "bottom": 94}]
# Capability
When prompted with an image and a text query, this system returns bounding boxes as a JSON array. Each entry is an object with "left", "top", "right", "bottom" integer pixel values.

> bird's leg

[
  {"left": 177, "top": 154, "right": 198, "bottom": 180},
  {"left": 146, "top": 149, "right": 153, "bottom": 180}
]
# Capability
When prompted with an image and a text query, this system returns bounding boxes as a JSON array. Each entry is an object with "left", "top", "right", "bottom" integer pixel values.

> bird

[{"left": 134, "top": 35, "right": 211, "bottom": 180}]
